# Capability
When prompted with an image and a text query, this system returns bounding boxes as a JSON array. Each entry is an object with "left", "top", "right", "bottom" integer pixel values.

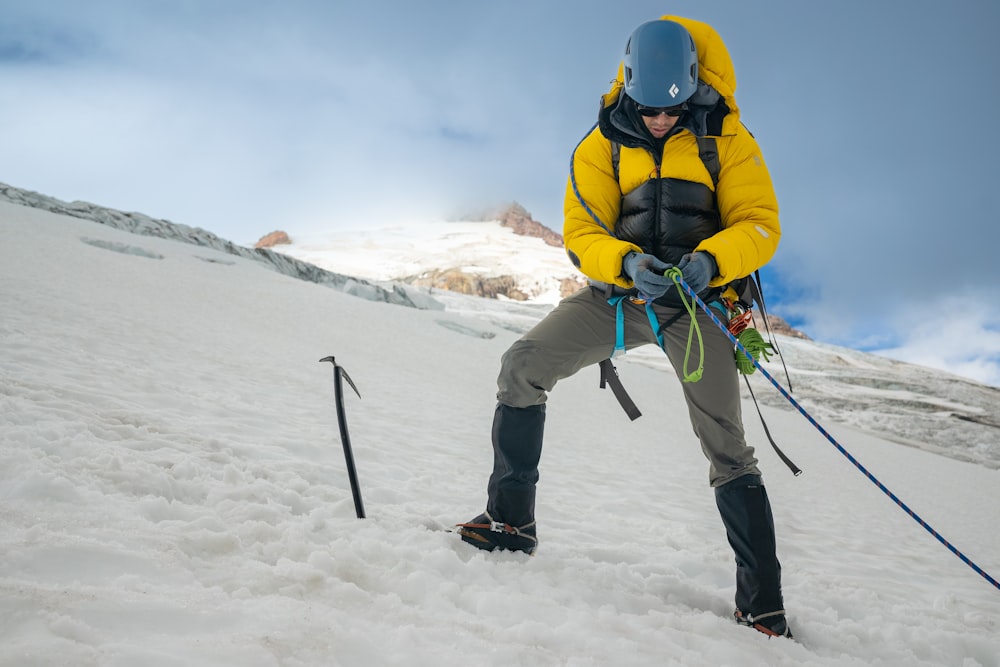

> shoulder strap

[
  {"left": 611, "top": 140, "right": 621, "bottom": 181},
  {"left": 695, "top": 136, "right": 720, "bottom": 188}
]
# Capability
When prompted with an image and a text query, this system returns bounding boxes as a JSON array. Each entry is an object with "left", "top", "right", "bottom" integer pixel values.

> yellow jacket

[{"left": 563, "top": 15, "right": 780, "bottom": 292}]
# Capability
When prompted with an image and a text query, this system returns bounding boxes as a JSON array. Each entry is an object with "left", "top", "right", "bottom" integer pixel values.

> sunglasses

[{"left": 637, "top": 103, "right": 688, "bottom": 118}]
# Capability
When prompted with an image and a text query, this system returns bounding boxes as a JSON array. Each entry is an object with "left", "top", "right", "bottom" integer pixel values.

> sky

[
  {"left": 2, "top": 201, "right": 999, "bottom": 665},
  {"left": 1, "top": 0, "right": 999, "bottom": 385}
]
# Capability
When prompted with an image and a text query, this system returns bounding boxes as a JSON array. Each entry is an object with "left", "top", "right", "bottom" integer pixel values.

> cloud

[
  {"left": 2, "top": 0, "right": 999, "bottom": 386},
  {"left": 870, "top": 294, "right": 1000, "bottom": 387}
]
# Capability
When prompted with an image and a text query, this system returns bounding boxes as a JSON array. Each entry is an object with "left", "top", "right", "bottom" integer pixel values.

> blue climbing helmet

[{"left": 622, "top": 19, "right": 699, "bottom": 107}]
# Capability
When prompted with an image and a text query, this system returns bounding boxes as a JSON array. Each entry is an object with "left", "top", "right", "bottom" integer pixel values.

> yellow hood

[{"left": 603, "top": 15, "right": 741, "bottom": 135}]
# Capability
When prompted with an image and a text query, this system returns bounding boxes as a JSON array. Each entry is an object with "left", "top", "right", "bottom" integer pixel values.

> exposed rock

[
  {"left": 560, "top": 276, "right": 588, "bottom": 298},
  {"left": 255, "top": 230, "right": 291, "bottom": 248},
  {"left": 496, "top": 203, "right": 564, "bottom": 248},
  {"left": 404, "top": 268, "right": 530, "bottom": 301},
  {"left": 758, "top": 313, "right": 811, "bottom": 340},
  {"left": 400, "top": 267, "right": 586, "bottom": 302}
]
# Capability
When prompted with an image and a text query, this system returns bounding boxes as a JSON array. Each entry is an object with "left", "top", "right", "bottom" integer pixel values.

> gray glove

[
  {"left": 676, "top": 252, "right": 717, "bottom": 294},
  {"left": 622, "top": 252, "right": 674, "bottom": 300}
]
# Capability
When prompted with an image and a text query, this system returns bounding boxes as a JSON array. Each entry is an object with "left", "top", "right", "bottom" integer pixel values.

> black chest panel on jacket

[{"left": 615, "top": 178, "right": 721, "bottom": 266}]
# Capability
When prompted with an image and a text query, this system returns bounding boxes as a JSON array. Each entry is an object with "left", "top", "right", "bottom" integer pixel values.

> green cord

[
  {"left": 735, "top": 327, "right": 774, "bottom": 375},
  {"left": 665, "top": 268, "right": 704, "bottom": 383},
  {"left": 663, "top": 268, "right": 774, "bottom": 378}
]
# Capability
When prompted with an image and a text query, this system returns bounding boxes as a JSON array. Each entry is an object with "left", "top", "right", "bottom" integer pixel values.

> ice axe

[{"left": 319, "top": 356, "right": 365, "bottom": 518}]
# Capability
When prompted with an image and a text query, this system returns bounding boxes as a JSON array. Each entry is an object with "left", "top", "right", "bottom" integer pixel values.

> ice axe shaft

[{"left": 319, "top": 356, "right": 365, "bottom": 518}]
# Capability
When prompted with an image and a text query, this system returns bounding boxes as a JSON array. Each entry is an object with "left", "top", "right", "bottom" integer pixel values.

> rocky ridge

[{"left": 0, "top": 182, "right": 436, "bottom": 310}]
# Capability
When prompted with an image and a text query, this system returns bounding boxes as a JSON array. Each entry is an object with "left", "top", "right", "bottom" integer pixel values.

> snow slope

[{"left": 1, "top": 201, "right": 998, "bottom": 666}]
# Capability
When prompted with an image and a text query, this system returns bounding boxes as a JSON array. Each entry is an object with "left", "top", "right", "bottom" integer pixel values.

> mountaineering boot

[
  {"left": 457, "top": 511, "right": 538, "bottom": 554},
  {"left": 459, "top": 403, "right": 545, "bottom": 554},
  {"left": 735, "top": 609, "right": 793, "bottom": 639},
  {"left": 715, "top": 474, "right": 792, "bottom": 638}
]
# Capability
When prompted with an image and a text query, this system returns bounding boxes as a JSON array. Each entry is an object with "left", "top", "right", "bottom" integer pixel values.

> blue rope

[
  {"left": 569, "top": 122, "right": 614, "bottom": 234},
  {"left": 669, "top": 274, "right": 1000, "bottom": 592}
]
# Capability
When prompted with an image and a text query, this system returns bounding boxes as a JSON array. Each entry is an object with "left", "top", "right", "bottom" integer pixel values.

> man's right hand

[{"left": 622, "top": 252, "right": 674, "bottom": 300}]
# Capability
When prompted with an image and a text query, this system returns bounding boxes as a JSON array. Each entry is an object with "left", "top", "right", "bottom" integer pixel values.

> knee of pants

[{"left": 497, "top": 340, "right": 551, "bottom": 408}]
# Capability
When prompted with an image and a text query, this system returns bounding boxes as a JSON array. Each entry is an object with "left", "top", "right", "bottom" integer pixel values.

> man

[{"left": 459, "top": 16, "right": 792, "bottom": 638}]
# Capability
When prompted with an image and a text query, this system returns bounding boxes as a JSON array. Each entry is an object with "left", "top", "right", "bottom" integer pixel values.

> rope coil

[{"left": 735, "top": 327, "right": 774, "bottom": 375}]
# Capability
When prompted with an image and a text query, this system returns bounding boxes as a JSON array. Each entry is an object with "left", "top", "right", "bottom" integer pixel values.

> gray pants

[{"left": 496, "top": 286, "right": 760, "bottom": 487}]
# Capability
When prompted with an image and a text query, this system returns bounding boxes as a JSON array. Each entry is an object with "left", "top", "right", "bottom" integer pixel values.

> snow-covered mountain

[
  {"left": 1, "top": 189, "right": 998, "bottom": 666},
  {"left": 268, "top": 204, "right": 587, "bottom": 305}
]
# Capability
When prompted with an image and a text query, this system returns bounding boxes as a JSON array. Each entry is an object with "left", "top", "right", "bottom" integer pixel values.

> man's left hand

[{"left": 676, "top": 252, "right": 717, "bottom": 294}]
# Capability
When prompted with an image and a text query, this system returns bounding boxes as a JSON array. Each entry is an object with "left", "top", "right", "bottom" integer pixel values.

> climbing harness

[
  {"left": 669, "top": 274, "right": 1000, "bottom": 592},
  {"left": 603, "top": 270, "right": 704, "bottom": 383}
]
